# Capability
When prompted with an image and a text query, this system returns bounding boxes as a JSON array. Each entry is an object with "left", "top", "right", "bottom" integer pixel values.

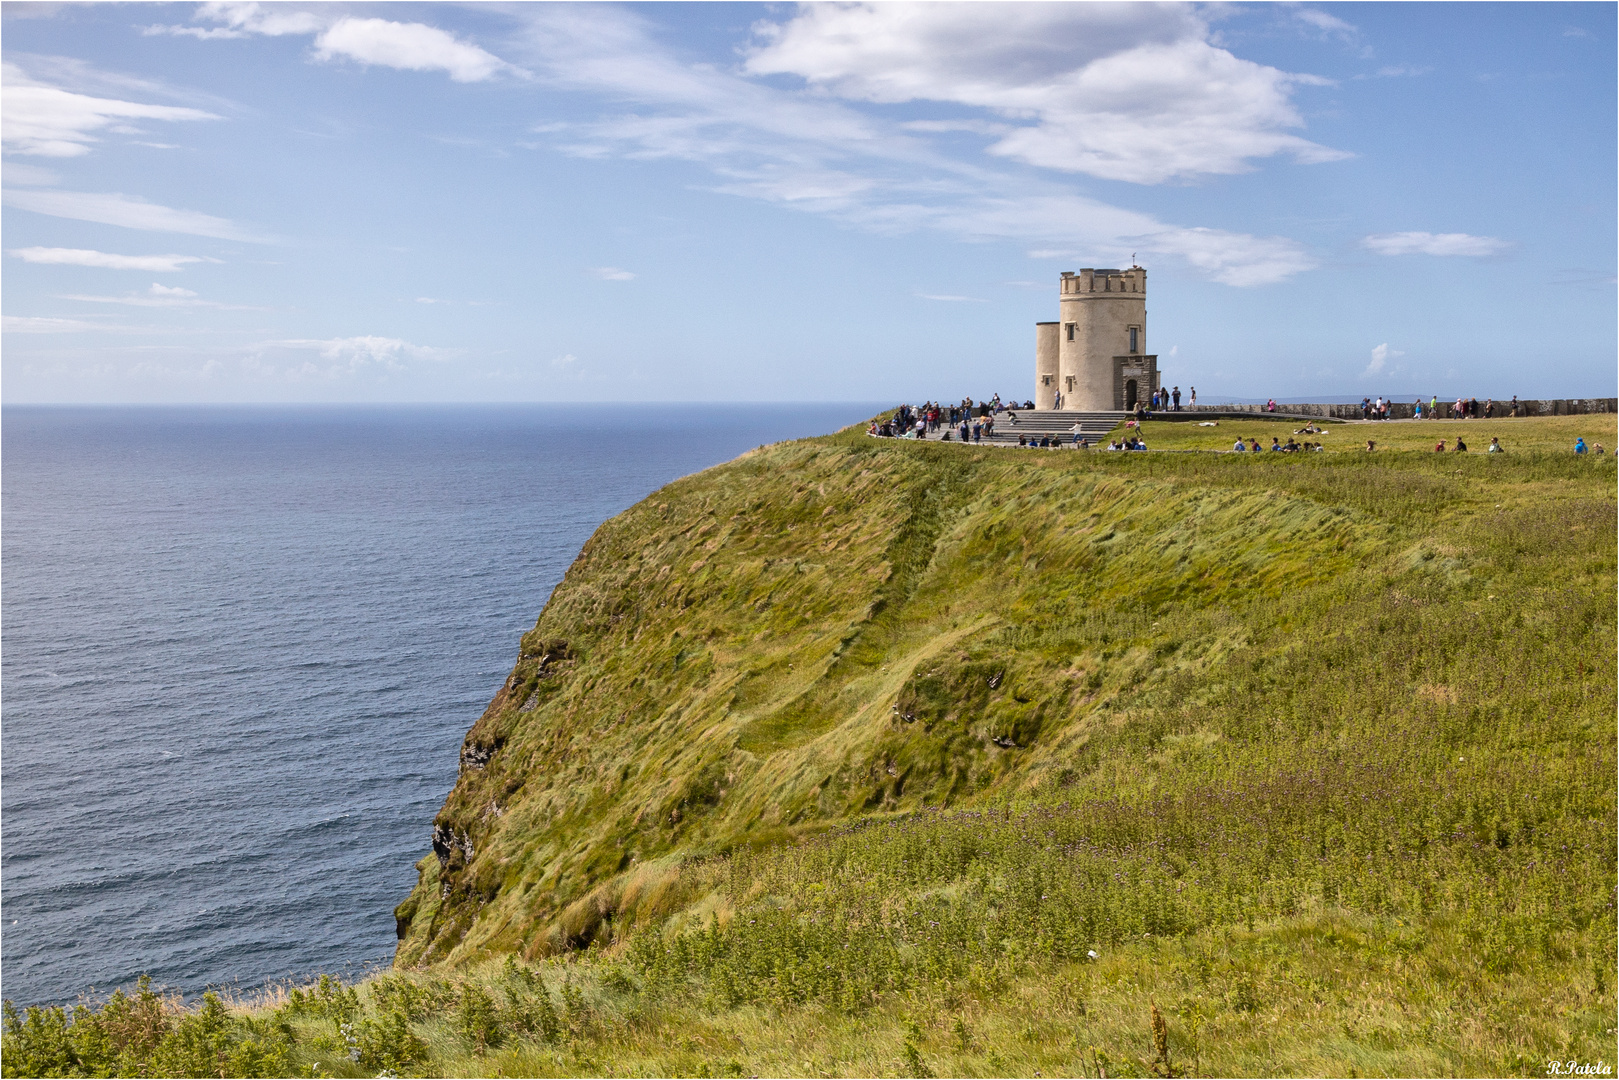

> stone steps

[{"left": 982, "top": 411, "right": 1124, "bottom": 443}]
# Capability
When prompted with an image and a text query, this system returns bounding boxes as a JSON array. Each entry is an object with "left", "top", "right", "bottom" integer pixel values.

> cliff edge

[{"left": 394, "top": 422, "right": 1614, "bottom": 971}]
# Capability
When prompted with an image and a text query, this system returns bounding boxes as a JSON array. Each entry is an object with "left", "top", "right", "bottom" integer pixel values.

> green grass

[
  {"left": 1124, "top": 412, "right": 1615, "bottom": 455},
  {"left": 7, "top": 414, "right": 1614, "bottom": 1077}
]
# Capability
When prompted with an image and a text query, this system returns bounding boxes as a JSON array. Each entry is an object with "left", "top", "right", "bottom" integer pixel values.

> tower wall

[
  {"left": 1049, "top": 267, "right": 1147, "bottom": 411},
  {"left": 1034, "top": 322, "right": 1059, "bottom": 410}
]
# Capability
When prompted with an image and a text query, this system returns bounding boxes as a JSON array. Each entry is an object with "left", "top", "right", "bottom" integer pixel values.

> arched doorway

[{"left": 1125, "top": 379, "right": 1138, "bottom": 409}]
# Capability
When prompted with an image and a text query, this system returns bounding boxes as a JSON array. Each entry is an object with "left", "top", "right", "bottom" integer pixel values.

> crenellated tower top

[{"left": 1059, "top": 266, "right": 1147, "bottom": 296}]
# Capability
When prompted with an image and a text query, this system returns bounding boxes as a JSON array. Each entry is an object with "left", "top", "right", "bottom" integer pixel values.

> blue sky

[{"left": 3, "top": 1, "right": 1613, "bottom": 404}]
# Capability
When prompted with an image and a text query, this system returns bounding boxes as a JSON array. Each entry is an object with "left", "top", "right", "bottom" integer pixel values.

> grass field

[
  {"left": 1124, "top": 413, "right": 1614, "bottom": 455},
  {"left": 5, "top": 413, "right": 1614, "bottom": 1078}
]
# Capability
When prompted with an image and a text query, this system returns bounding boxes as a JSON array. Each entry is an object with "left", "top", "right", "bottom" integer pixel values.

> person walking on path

[{"left": 1189, "top": 387, "right": 1197, "bottom": 408}]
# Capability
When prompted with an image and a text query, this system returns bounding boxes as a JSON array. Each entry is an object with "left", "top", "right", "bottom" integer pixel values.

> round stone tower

[{"left": 1036, "top": 266, "right": 1157, "bottom": 410}]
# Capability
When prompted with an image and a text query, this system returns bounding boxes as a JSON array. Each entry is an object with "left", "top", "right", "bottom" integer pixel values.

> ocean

[{"left": 0, "top": 403, "right": 877, "bottom": 1005}]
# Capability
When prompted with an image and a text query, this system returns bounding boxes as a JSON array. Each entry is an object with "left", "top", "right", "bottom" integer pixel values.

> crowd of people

[
  {"left": 1232, "top": 436, "right": 1324, "bottom": 453},
  {"left": 869, "top": 393, "right": 1601, "bottom": 457},
  {"left": 1147, "top": 385, "right": 1191, "bottom": 411},
  {"left": 1361, "top": 394, "right": 1526, "bottom": 420},
  {"left": 869, "top": 396, "right": 1036, "bottom": 442}
]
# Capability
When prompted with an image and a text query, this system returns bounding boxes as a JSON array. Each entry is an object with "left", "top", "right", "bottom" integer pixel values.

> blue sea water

[{"left": 1, "top": 403, "right": 877, "bottom": 1005}]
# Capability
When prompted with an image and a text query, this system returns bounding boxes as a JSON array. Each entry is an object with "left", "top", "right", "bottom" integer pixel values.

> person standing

[
  {"left": 1172, "top": 386, "right": 1182, "bottom": 410},
  {"left": 1189, "top": 386, "right": 1197, "bottom": 408}
]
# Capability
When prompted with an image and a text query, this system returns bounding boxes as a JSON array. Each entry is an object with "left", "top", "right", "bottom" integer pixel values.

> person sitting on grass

[
  {"left": 1018, "top": 435, "right": 1028, "bottom": 447},
  {"left": 1596, "top": 444, "right": 1607, "bottom": 455},
  {"left": 1365, "top": 439, "right": 1377, "bottom": 451},
  {"left": 1488, "top": 437, "right": 1503, "bottom": 453},
  {"left": 1249, "top": 438, "right": 1262, "bottom": 452},
  {"left": 1233, "top": 437, "right": 1247, "bottom": 452},
  {"left": 1454, "top": 437, "right": 1468, "bottom": 452},
  {"left": 1270, "top": 436, "right": 1282, "bottom": 451},
  {"left": 1435, "top": 439, "right": 1446, "bottom": 452},
  {"left": 1575, "top": 437, "right": 1588, "bottom": 454}
]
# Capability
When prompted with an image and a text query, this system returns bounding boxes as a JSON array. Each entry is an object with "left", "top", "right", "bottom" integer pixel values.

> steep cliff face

[{"left": 393, "top": 427, "right": 1381, "bottom": 968}]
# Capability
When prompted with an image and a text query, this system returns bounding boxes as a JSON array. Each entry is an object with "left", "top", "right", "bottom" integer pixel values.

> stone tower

[{"left": 1036, "top": 266, "right": 1159, "bottom": 410}]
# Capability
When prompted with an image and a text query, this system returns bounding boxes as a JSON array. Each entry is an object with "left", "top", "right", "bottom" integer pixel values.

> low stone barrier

[{"left": 1188, "top": 398, "right": 1616, "bottom": 421}]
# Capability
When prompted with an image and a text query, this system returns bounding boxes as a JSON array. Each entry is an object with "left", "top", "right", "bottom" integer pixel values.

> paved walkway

[{"left": 922, "top": 410, "right": 1126, "bottom": 445}]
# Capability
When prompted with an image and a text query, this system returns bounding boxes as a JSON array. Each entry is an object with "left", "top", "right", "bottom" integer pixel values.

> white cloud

[
  {"left": 191, "top": 2, "right": 325, "bottom": 37},
  {"left": 11, "top": 247, "right": 213, "bottom": 271},
  {"left": 1362, "top": 231, "right": 1509, "bottom": 257},
  {"left": 143, "top": 25, "right": 249, "bottom": 40},
  {"left": 1293, "top": 8, "right": 1359, "bottom": 41},
  {"left": 1364, "top": 342, "right": 1404, "bottom": 376},
  {"left": 58, "top": 287, "right": 238, "bottom": 308},
  {"left": 314, "top": 18, "right": 517, "bottom": 82},
  {"left": 743, "top": 4, "right": 1346, "bottom": 184},
  {"left": 509, "top": 7, "right": 1318, "bottom": 287},
  {"left": 5, "top": 163, "right": 60, "bottom": 186},
  {"left": 1355, "top": 65, "right": 1433, "bottom": 80},
  {"left": 160, "top": 4, "right": 519, "bottom": 82},
  {"left": 2, "top": 189, "right": 268, "bottom": 242},
  {"left": 551, "top": 353, "right": 579, "bottom": 368},
  {"left": 1, "top": 61, "right": 220, "bottom": 157},
  {"left": 2, "top": 315, "right": 104, "bottom": 333},
  {"left": 254, "top": 335, "right": 452, "bottom": 378},
  {"left": 588, "top": 267, "right": 636, "bottom": 281}
]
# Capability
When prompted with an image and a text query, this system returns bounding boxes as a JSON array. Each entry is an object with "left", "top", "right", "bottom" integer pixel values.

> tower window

[
  {"left": 1065, "top": 323, "right": 1075, "bottom": 341},
  {"left": 1129, "top": 327, "right": 1140, "bottom": 353}
]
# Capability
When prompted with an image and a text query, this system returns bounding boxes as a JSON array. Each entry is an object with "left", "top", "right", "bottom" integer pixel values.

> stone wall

[{"left": 1186, "top": 398, "right": 1617, "bottom": 421}]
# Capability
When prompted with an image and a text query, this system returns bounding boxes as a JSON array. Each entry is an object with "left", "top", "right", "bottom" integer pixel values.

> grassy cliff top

[
  {"left": 8, "top": 414, "right": 1611, "bottom": 1078},
  {"left": 395, "top": 413, "right": 1615, "bottom": 967}
]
